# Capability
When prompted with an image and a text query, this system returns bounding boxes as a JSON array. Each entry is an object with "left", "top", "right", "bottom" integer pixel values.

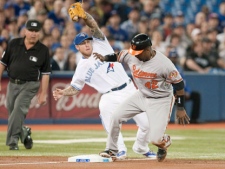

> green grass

[
  {"left": 167, "top": 129, "right": 225, "bottom": 160},
  {"left": 0, "top": 128, "right": 225, "bottom": 160}
]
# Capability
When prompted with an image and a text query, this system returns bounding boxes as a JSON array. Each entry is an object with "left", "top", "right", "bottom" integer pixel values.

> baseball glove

[{"left": 68, "top": 2, "right": 87, "bottom": 21}]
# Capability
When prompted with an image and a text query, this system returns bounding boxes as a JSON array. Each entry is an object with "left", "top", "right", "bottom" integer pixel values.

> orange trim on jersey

[
  {"left": 167, "top": 95, "right": 175, "bottom": 125},
  {"left": 169, "top": 95, "right": 175, "bottom": 113},
  {"left": 117, "top": 52, "right": 122, "bottom": 62},
  {"left": 128, "top": 48, "right": 144, "bottom": 55},
  {"left": 133, "top": 74, "right": 156, "bottom": 79},
  {"left": 166, "top": 78, "right": 183, "bottom": 84},
  {"left": 118, "top": 50, "right": 126, "bottom": 62},
  {"left": 165, "top": 96, "right": 175, "bottom": 129}
]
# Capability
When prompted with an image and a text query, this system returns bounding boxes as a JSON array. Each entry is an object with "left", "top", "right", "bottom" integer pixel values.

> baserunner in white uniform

[
  {"left": 52, "top": 12, "right": 156, "bottom": 159},
  {"left": 94, "top": 33, "right": 190, "bottom": 162}
]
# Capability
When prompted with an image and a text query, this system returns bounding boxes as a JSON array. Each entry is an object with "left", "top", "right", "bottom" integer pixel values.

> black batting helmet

[{"left": 129, "top": 33, "right": 152, "bottom": 55}]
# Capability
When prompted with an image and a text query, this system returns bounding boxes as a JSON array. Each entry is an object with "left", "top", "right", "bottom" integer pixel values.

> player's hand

[
  {"left": 37, "top": 93, "right": 47, "bottom": 106},
  {"left": 53, "top": 88, "right": 64, "bottom": 101},
  {"left": 93, "top": 53, "right": 105, "bottom": 62},
  {"left": 176, "top": 108, "right": 190, "bottom": 125}
]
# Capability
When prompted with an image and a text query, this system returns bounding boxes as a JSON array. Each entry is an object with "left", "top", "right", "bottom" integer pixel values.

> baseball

[{"left": 73, "top": 16, "right": 78, "bottom": 22}]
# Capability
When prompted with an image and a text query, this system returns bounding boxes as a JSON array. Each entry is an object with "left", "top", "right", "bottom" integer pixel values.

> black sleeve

[
  {"left": 1, "top": 39, "right": 14, "bottom": 66},
  {"left": 40, "top": 45, "right": 51, "bottom": 74},
  {"left": 104, "top": 53, "right": 118, "bottom": 62},
  {"left": 172, "top": 80, "right": 184, "bottom": 91}
]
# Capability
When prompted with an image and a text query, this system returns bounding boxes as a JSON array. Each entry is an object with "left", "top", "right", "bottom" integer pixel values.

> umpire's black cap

[
  {"left": 129, "top": 33, "right": 152, "bottom": 55},
  {"left": 25, "top": 19, "right": 42, "bottom": 31}
]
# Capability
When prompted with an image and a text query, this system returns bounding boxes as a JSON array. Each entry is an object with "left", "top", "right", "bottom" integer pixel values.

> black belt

[
  {"left": 106, "top": 79, "right": 131, "bottom": 93},
  {"left": 9, "top": 78, "right": 37, "bottom": 85},
  {"left": 146, "top": 95, "right": 169, "bottom": 99}
]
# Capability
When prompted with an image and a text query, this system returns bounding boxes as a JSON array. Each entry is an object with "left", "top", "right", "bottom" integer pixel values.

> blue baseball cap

[{"left": 73, "top": 33, "right": 93, "bottom": 45}]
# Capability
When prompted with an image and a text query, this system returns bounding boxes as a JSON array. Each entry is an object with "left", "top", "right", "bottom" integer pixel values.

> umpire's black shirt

[{"left": 1, "top": 37, "right": 51, "bottom": 81}]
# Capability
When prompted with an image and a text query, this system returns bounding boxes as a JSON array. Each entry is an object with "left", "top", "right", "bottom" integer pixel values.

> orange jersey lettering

[{"left": 132, "top": 65, "right": 157, "bottom": 79}]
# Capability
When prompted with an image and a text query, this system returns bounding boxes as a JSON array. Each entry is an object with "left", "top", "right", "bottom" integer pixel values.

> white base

[{"left": 68, "top": 154, "right": 113, "bottom": 163}]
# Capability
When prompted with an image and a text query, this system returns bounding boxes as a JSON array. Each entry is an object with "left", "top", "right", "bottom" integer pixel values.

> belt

[
  {"left": 146, "top": 95, "right": 169, "bottom": 99},
  {"left": 9, "top": 78, "right": 36, "bottom": 85},
  {"left": 106, "top": 79, "right": 131, "bottom": 93}
]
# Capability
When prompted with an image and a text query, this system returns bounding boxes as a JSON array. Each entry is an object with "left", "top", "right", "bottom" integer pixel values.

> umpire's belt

[
  {"left": 9, "top": 78, "right": 28, "bottom": 84},
  {"left": 106, "top": 79, "right": 131, "bottom": 93}
]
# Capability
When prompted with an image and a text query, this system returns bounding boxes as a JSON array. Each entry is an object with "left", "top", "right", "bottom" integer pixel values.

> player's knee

[{"left": 111, "top": 111, "right": 122, "bottom": 122}]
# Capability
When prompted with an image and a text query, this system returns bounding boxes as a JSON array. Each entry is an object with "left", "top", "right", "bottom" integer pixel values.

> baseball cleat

[
  {"left": 9, "top": 145, "right": 19, "bottom": 150},
  {"left": 116, "top": 151, "right": 127, "bottom": 160},
  {"left": 157, "top": 148, "right": 167, "bottom": 162},
  {"left": 24, "top": 127, "right": 33, "bottom": 149},
  {"left": 143, "top": 151, "right": 157, "bottom": 159},
  {"left": 99, "top": 149, "right": 118, "bottom": 161}
]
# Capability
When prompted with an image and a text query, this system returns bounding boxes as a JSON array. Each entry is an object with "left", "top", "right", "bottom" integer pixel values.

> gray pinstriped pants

[{"left": 6, "top": 81, "right": 40, "bottom": 146}]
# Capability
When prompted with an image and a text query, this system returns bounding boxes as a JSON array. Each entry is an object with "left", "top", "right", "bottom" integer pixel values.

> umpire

[{"left": 0, "top": 19, "right": 51, "bottom": 150}]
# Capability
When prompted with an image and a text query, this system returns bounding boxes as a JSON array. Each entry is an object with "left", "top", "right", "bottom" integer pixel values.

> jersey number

[{"left": 145, "top": 80, "right": 158, "bottom": 89}]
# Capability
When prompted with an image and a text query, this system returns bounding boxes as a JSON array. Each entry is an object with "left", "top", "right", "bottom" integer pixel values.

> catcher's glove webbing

[{"left": 68, "top": 2, "right": 87, "bottom": 21}]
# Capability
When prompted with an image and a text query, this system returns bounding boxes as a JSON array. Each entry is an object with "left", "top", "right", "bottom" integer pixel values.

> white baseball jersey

[
  {"left": 71, "top": 37, "right": 155, "bottom": 154},
  {"left": 71, "top": 37, "right": 130, "bottom": 93},
  {"left": 70, "top": 36, "right": 151, "bottom": 154},
  {"left": 118, "top": 50, "right": 183, "bottom": 98}
]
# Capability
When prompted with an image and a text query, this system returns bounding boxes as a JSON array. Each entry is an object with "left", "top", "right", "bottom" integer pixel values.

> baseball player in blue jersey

[
  {"left": 53, "top": 10, "right": 156, "bottom": 160},
  {"left": 94, "top": 33, "right": 190, "bottom": 162}
]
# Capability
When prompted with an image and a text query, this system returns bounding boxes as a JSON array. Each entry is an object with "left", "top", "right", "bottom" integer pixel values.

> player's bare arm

[
  {"left": 0, "top": 63, "right": 6, "bottom": 91},
  {"left": 53, "top": 86, "right": 80, "bottom": 101},
  {"left": 63, "top": 86, "right": 80, "bottom": 96},
  {"left": 84, "top": 13, "right": 105, "bottom": 40},
  {"left": 93, "top": 53, "right": 105, "bottom": 62},
  {"left": 68, "top": 3, "right": 104, "bottom": 40},
  {"left": 173, "top": 81, "right": 190, "bottom": 125}
]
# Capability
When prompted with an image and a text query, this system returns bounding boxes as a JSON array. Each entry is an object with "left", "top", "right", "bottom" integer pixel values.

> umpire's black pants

[{"left": 6, "top": 81, "right": 40, "bottom": 146}]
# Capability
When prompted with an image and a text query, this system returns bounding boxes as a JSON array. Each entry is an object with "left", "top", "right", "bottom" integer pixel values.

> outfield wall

[
  {"left": 0, "top": 71, "right": 225, "bottom": 124},
  {"left": 184, "top": 73, "right": 224, "bottom": 122}
]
